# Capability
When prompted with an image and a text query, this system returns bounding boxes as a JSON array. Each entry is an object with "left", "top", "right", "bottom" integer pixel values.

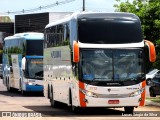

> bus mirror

[
  {"left": 73, "top": 41, "right": 79, "bottom": 63},
  {"left": 144, "top": 40, "right": 156, "bottom": 62}
]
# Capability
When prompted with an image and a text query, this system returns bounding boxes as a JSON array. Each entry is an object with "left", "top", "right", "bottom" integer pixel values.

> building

[
  {"left": 0, "top": 15, "right": 14, "bottom": 63},
  {"left": 0, "top": 15, "right": 14, "bottom": 49},
  {"left": 15, "top": 12, "right": 72, "bottom": 33},
  {"left": 0, "top": 15, "right": 14, "bottom": 34}
]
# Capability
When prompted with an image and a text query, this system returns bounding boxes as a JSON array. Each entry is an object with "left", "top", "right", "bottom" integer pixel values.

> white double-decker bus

[
  {"left": 44, "top": 12, "right": 156, "bottom": 113},
  {"left": 3, "top": 32, "right": 44, "bottom": 95}
]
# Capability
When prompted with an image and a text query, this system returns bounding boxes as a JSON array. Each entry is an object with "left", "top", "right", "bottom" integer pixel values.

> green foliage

[
  {"left": 146, "top": 97, "right": 160, "bottom": 103},
  {"left": 114, "top": 0, "right": 160, "bottom": 70},
  {"left": 8, "top": 46, "right": 22, "bottom": 54},
  {"left": 7, "top": 46, "right": 23, "bottom": 65},
  {"left": 0, "top": 50, "right": 3, "bottom": 54},
  {"left": 62, "top": 39, "right": 69, "bottom": 46}
]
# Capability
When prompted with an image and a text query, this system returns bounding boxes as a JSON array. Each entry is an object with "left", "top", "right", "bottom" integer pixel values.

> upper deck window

[
  {"left": 78, "top": 14, "right": 143, "bottom": 44},
  {"left": 26, "top": 40, "right": 43, "bottom": 56}
]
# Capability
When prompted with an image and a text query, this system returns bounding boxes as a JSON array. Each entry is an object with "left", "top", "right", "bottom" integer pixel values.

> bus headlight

[
  {"left": 79, "top": 88, "right": 97, "bottom": 97},
  {"left": 129, "top": 87, "right": 145, "bottom": 97},
  {"left": 28, "top": 82, "right": 33, "bottom": 85}
]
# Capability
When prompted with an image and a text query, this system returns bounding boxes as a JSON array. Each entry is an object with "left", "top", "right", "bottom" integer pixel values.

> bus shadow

[
  {"left": 0, "top": 91, "right": 22, "bottom": 97},
  {"left": 0, "top": 90, "right": 44, "bottom": 97},
  {"left": 24, "top": 104, "right": 123, "bottom": 117}
]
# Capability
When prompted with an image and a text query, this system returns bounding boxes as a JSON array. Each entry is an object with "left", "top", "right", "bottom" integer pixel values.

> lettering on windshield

[
  {"left": 31, "top": 61, "right": 43, "bottom": 64},
  {"left": 94, "top": 50, "right": 104, "bottom": 54}
]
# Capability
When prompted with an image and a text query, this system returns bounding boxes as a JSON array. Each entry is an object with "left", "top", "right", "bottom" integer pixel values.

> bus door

[{"left": 11, "top": 54, "right": 22, "bottom": 89}]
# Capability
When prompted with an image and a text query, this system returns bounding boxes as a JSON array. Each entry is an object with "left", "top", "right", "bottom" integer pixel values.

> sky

[{"left": 0, "top": 0, "right": 127, "bottom": 19}]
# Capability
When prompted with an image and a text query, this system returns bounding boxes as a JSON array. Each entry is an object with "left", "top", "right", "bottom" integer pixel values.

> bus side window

[{"left": 62, "top": 23, "right": 70, "bottom": 46}]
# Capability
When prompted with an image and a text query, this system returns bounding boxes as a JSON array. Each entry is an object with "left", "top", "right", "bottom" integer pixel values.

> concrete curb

[{"left": 145, "top": 100, "right": 160, "bottom": 107}]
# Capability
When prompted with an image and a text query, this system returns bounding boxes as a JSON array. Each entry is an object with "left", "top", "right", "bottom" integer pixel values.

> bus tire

[
  {"left": 71, "top": 105, "right": 80, "bottom": 114},
  {"left": 48, "top": 85, "right": 50, "bottom": 99},
  {"left": 6, "top": 80, "right": 10, "bottom": 91},
  {"left": 146, "top": 78, "right": 151, "bottom": 85},
  {"left": 2, "top": 75, "right": 5, "bottom": 84},
  {"left": 21, "top": 90, "right": 26, "bottom": 95},
  {"left": 50, "top": 87, "right": 58, "bottom": 108},
  {"left": 6, "top": 78, "right": 9, "bottom": 90},
  {"left": 19, "top": 80, "right": 22, "bottom": 90},
  {"left": 69, "top": 90, "right": 80, "bottom": 114},
  {"left": 124, "top": 107, "right": 134, "bottom": 114},
  {"left": 6, "top": 78, "right": 13, "bottom": 92},
  {"left": 19, "top": 80, "right": 25, "bottom": 95}
]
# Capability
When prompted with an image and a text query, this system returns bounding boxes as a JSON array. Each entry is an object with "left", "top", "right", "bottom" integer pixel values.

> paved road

[{"left": 0, "top": 79, "right": 159, "bottom": 120}]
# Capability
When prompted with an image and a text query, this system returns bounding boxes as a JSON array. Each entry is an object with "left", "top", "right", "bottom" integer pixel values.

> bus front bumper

[{"left": 25, "top": 84, "right": 43, "bottom": 92}]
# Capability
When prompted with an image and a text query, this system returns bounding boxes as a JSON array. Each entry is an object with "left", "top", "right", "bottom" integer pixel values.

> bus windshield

[
  {"left": 78, "top": 18, "right": 143, "bottom": 44},
  {"left": 25, "top": 58, "right": 43, "bottom": 80},
  {"left": 80, "top": 49, "right": 144, "bottom": 84}
]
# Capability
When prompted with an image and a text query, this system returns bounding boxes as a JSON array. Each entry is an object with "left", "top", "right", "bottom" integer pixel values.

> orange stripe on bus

[
  {"left": 139, "top": 80, "right": 146, "bottom": 106},
  {"left": 79, "top": 81, "right": 86, "bottom": 107}
]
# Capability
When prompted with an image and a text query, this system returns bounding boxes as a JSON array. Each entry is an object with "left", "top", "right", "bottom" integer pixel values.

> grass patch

[{"left": 146, "top": 97, "right": 160, "bottom": 103}]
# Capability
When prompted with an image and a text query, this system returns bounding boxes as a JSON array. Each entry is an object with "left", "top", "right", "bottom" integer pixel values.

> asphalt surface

[{"left": 0, "top": 79, "right": 159, "bottom": 120}]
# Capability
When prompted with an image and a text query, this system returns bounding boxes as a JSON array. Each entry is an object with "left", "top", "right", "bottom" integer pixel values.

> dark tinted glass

[
  {"left": 26, "top": 40, "right": 43, "bottom": 55},
  {"left": 78, "top": 18, "right": 143, "bottom": 44},
  {"left": 153, "top": 76, "right": 160, "bottom": 82}
]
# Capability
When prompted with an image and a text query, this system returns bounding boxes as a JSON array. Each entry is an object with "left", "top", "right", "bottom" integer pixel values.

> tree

[{"left": 114, "top": 0, "right": 160, "bottom": 70}]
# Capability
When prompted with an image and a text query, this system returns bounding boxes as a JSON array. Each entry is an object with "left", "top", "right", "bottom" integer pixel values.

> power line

[{"left": 5, "top": 0, "right": 76, "bottom": 14}]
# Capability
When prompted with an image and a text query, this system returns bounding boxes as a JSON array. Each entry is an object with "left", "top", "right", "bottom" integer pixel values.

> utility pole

[{"left": 83, "top": 0, "right": 85, "bottom": 11}]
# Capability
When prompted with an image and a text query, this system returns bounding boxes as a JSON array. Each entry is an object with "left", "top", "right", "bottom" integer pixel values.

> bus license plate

[
  {"left": 108, "top": 100, "right": 119, "bottom": 104},
  {"left": 29, "top": 80, "right": 35, "bottom": 82}
]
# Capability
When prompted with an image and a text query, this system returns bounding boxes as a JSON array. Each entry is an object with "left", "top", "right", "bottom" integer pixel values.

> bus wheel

[
  {"left": 7, "top": 86, "right": 14, "bottom": 92},
  {"left": 6, "top": 79, "right": 10, "bottom": 91},
  {"left": 69, "top": 91, "right": 80, "bottom": 114},
  {"left": 48, "top": 86, "right": 50, "bottom": 99},
  {"left": 50, "top": 90, "right": 58, "bottom": 108},
  {"left": 20, "top": 80, "right": 25, "bottom": 95},
  {"left": 124, "top": 107, "right": 134, "bottom": 114},
  {"left": 21, "top": 90, "right": 26, "bottom": 95},
  {"left": 71, "top": 106, "right": 80, "bottom": 114},
  {"left": 146, "top": 79, "right": 151, "bottom": 85},
  {"left": 7, "top": 84, "right": 11, "bottom": 92},
  {"left": 6, "top": 78, "right": 12, "bottom": 92}
]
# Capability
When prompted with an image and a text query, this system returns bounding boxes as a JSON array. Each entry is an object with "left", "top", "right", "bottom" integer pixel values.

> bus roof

[
  {"left": 4, "top": 32, "right": 44, "bottom": 41},
  {"left": 14, "top": 32, "right": 44, "bottom": 40},
  {"left": 4, "top": 36, "right": 24, "bottom": 41},
  {"left": 45, "top": 12, "right": 140, "bottom": 29},
  {"left": 45, "top": 14, "right": 72, "bottom": 29}
]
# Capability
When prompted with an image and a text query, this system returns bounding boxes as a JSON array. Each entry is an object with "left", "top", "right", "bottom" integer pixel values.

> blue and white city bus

[{"left": 3, "top": 32, "right": 44, "bottom": 95}]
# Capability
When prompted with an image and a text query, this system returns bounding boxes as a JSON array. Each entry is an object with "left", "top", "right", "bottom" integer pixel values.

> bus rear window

[{"left": 78, "top": 18, "right": 143, "bottom": 44}]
